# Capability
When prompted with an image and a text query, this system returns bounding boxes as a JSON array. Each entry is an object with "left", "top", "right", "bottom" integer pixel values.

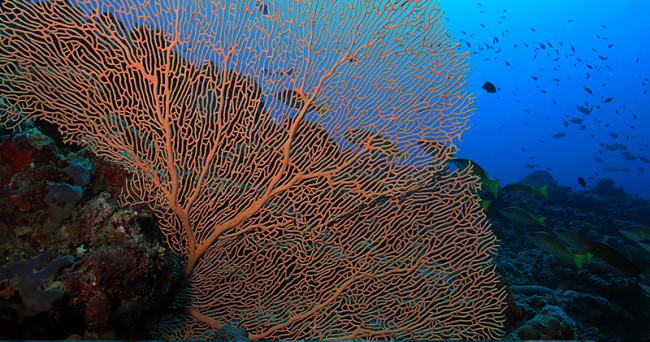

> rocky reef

[
  {"left": 493, "top": 170, "right": 650, "bottom": 341},
  {"left": 0, "top": 124, "right": 176, "bottom": 339}
]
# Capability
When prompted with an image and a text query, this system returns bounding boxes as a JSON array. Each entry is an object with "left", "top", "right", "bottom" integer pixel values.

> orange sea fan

[{"left": 0, "top": 0, "right": 505, "bottom": 339}]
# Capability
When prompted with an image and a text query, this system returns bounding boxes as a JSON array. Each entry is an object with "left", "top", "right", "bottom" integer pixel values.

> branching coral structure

[{"left": 0, "top": 0, "right": 506, "bottom": 339}]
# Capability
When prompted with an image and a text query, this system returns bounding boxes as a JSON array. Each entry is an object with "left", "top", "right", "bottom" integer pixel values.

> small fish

[
  {"left": 584, "top": 86, "right": 593, "bottom": 95},
  {"left": 620, "top": 225, "right": 650, "bottom": 252},
  {"left": 622, "top": 152, "right": 637, "bottom": 161},
  {"left": 450, "top": 158, "right": 500, "bottom": 198},
  {"left": 254, "top": 1, "right": 269, "bottom": 15},
  {"left": 577, "top": 177, "right": 587, "bottom": 188},
  {"left": 481, "top": 81, "right": 497, "bottom": 93},
  {"left": 580, "top": 240, "right": 642, "bottom": 277},
  {"left": 620, "top": 225, "right": 650, "bottom": 240},
  {"left": 553, "top": 228, "right": 589, "bottom": 254},
  {"left": 576, "top": 105, "right": 591, "bottom": 115},
  {"left": 346, "top": 55, "right": 360, "bottom": 63},
  {"left": 551, "top": 132, "right": 567, "bottom": 139},
  {"left": 603, "top": 97, "right": 613, "bottom": 103},
  {"left": 501, "top": 182, "right": 548, "bottom": 199},
  {"left": 480, "top": 199, "right": 492, "bottom": 212},
  {"left": 500, "top": 206, "right": 546, "bottom": 227},
  {"left": 528, "top": 231, "right": 590, "bottom": 269}
]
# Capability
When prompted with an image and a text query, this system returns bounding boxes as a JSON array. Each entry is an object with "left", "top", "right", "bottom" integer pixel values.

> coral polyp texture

[{"left": 0, "top": 0, "right": 505, "bottom": 339}]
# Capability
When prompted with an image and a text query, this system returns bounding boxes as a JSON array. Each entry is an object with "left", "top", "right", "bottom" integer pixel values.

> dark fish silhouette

[
  {"left": 254, "top": 1, "right": 269, "bottom": 15},
  {"left": 580, "top": 240, "right": 642, "bottom": 277},
  {"left": 584, "top": 86, "right": 592, "bottom": 95},
  {"left": 577, "top": 177, "right": 587, "bottom": 188},
  {"left": 502, "top": 183, "right": 548, "bottom": 199},
  {"left": 481, "top": 81, "right": 497, "bottom": 93},
  {"left": 501, "top": 206, "right": 545, "bottom": 227},
  {"left": 603, "top": 97, "right": 613, "bottom": 103},
  {"left": 551, "top": 132, "right": 567, "bottom": 139},
  {"left": 576, "top": 105, "right": 591, "bottom": 115},
  {"left": 528, "top": 231, "right": 589, "bottom": 269}
]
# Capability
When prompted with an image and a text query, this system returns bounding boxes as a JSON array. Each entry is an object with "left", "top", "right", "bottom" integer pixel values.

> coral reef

[
  {"left": 0, "top": 249, "right": 73, "bottom": 316},
  {"left": 512, "top": 304, "right": 576, "bottom": 340},
  {"left": 0, "top": 127, "right": 173, "bottom": 339},
  {"left": 494, "top": 171, "right": 650, "bottom": 341}
]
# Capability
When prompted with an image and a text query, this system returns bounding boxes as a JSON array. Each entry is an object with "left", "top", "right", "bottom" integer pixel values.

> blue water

[{"left": 437, "top": 0, "right": 650, "bottom": 199}]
